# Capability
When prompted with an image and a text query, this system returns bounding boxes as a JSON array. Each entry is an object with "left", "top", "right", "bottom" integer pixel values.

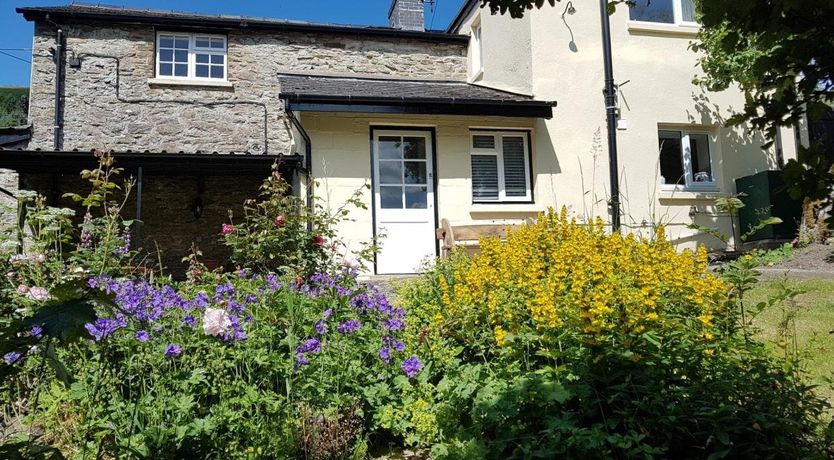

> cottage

[{"left": 3, "top": 1, "right": 803, "bottom": 275}]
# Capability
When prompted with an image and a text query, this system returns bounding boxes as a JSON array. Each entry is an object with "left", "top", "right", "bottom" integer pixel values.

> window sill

[
  {"left": 658, "top": 189, "right": 724, "bottom": 201},
  {"left": 627, "top": 21, "right": 700, "bottom": 38},
  {"left": 470, "top": 203, "right": 540, "bottom": 214},
  {"left": 147, "top": 78, "right": 234, "bottom": 89}
]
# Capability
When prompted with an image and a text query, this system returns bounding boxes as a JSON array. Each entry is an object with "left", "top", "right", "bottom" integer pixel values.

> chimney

[{"left": 388, "top": 0, "right": 425, "bottom": 31}]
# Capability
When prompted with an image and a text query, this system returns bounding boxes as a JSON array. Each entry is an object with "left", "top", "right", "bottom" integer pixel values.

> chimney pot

[{"left": 388, "top": 0, "right": 425, "bottom": 31}]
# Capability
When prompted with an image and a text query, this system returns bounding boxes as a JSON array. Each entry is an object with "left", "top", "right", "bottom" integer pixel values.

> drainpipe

[
  {"left": 49, "top": 15, "right": 64, "bottom": 151},
  {"left": 599, "top": 0, "right": 621, "bottom": 232},
  {"left": 284, "top": 101, "right": 313, "bottom": 229}
]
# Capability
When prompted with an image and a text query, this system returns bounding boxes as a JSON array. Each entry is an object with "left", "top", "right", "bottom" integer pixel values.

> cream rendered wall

[
  {"left": 466, "top": 9, "right": 534, "bottom": 95},
  {"left": 300, "top": 112, "right": 536, "bottom": 264},
  {"left": 457, "top": 4, "right": 800, "bottom": 249}
]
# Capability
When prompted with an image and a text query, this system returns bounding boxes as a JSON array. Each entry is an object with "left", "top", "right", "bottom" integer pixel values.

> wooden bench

[{"left": 435, "top": 218, "right": 535, "bottom": 258}]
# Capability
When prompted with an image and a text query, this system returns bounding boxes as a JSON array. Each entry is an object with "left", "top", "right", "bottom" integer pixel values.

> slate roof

[
  {"left": 17, "top": 3, "right": 467, "bottom": 43},
  {"left": 278, "top": 74, "right": 556, "bottom": 118}
]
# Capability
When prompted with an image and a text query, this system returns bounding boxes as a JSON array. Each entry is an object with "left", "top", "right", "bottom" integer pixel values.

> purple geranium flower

[
  {"left": 164, "top": 343, "right": 182, "bottom": 358},
  {"left": 4, "top": 351, "right": 22, "bottom": 365},
  {"left": 29, "top": 326, "right": 43, "bottom": 339},
  {"left": 337, "top": 319, "right": 362, "bottom": 334},
  {"left": 401, "top": 356, "right": 423, "bottom": 378},
  {"left": 85, "top": 317, "right": 126, "bottom": 342},
  {"left": 315, "top": 320, "right": 327, "bottom": 335},
  {"left": 182, "top": 314, "right": 196, "bottom": 328},
  {"left": 135, "top": 330, "right": 150, "bottom": 343},
  {"left": 379, "top": 347, "right": 391, "bottom": 364}
]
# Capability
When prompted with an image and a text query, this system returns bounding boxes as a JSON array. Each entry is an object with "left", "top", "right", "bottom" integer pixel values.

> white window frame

[
  {"left": 470, "top": 20, "right": 483, "bottom": 79},
  {"left": 658, "top": 128, "right": 718, "bottom": 192},
  {"left": 470, "top": 131, "right": 532, "bottom": 203},
  {"left": 629, "top": 0, "right": 699, "bottom": 27},
  {"left": 156, "top": 32, "right": 227, "bottom": 81}
]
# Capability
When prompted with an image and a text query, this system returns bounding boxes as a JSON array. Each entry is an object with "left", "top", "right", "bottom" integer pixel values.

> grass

[{"left": 748, "top": 277, "right": 834, "bottom": 403}]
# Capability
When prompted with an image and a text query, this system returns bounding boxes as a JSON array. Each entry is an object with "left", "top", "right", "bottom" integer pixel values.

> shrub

[
  {"left": 222, "top": 165, "right": 371, "bottom": 276},
  {"left": 395, "top": 208, "right": 833, "bottom": 458}
]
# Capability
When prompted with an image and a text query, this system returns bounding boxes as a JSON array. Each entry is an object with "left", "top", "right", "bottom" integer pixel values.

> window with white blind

[
  {"left": 470, "top": 131, "right": 532, "bottom": 202},
  {"left": 156, "top": 32, "right": 227, "bottom": 81}
]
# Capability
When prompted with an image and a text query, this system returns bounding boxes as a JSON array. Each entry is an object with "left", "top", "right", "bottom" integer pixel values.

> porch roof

[
  {"left": 0, "top": 148, "right": 301, "bottom": 176},
  {"left": 278, "top": 74, "right": 556, "bottom": 119}
]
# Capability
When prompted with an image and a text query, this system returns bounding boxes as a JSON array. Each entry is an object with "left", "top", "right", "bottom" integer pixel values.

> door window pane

[
  {"left": 472, "top": 155, "right": 499, "bottom": 200},
  {"left": 405, "top": 186, "right": 428, "bottom": 209},
  {"left": 659, "top": 130, "right": 684, "bottom": 186},
  {"left": 378, "top": 137, "right": 402, "bottom": 160},
  {"left": 404, "top": 162, "right": 427, "bottom": 185},
  {"left": 629, "top": 0, "right": 674, "bottom": 23},
  {"left": 404, "top": 137, "right": 426, "bottom": 159},
  {"left": 502, "top": 137, "right": 528, "bottom": 197},
  {"left": 379, "top": 161, "right": 403, "bottom": 184},
  {"left": 380, "top": 186, "right": 403, "bottom": 209},
  {"left": 689, "top": 133, "right": 713, "bottom": 183}
]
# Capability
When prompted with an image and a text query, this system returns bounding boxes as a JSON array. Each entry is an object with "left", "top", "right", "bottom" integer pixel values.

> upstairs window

[
  {"left": 471, "top": 131, "right": 532, "bottom": 202},
  {"left": 629, "top": 0, "right": 697, "bottom": 25},
  {"left": 658, "top": 128, "right": 716, "bottom": 190},
  {"left": 157, "top": 33, "right": 227, "bottom": 80},
  {"left": 470, "top": 21, "right": 483, "bottom": 77}
]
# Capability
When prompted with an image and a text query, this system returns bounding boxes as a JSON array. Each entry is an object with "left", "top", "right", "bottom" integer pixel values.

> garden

[{"left": 0, "top": 152, "right": 832, "bottom": 459}]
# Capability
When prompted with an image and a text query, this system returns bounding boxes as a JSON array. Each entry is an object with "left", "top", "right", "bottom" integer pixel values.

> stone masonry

[
  {"left": 389, "top": 0, "right": 426, "bottom": 32},
  {"left": 27, "top": 22, "right": 467, "bottom": 153}
]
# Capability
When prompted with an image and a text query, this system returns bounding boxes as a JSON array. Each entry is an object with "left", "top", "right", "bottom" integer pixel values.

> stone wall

[{"left": 27, "top": 22, "right": 468, "bottom": 153}]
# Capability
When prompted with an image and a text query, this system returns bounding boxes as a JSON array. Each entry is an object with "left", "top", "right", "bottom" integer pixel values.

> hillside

[{"left": 0, "top": 87, "right": 28, "bottom": 128}]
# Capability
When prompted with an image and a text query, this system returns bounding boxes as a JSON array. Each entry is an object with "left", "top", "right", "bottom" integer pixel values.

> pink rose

[
  {"left": 16, "top": 284, "right": 29, "bottom": 294},
  {"left": 274, "top": 215, "right": 286, "bottom": 227},
  {"left": 27, "top": 287, "right": 49, "bottom": 302},
  {"left": 311, "top": 235, "right": 325, "bottom": 248},
  {"left": 222, "top": 224, "right": 234, "bottom": 235}
]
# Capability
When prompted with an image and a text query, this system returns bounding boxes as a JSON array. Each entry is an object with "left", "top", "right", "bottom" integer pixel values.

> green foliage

[
  {"left": 748, "top": 242, "right": 794, "bottom": 267},
  {"left": 477, "top": 0, "right": 631, "bottom": 19},
  {"left": 692, "top": 0, "right": 834, "bottom": 145},
  {"left": 687, "top": 193, "right": 783, "bottom": 250},
  {"left": 0, "top": 87, "right": 28, "bottom": 128}
]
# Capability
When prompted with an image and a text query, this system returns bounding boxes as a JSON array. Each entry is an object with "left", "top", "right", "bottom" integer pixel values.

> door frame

[{"left": 369, "top": 125, "right": 439, "bottom": 275}]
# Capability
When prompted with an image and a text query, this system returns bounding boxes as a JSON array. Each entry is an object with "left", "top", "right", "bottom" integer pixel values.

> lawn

[{"left": 749, "top": 277, "right": 834, "bottom": 402}]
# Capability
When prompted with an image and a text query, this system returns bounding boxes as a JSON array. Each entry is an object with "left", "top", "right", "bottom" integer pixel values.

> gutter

[
  {"left": 17, "top": 8, "right": 469, "bottom": 44},
  {"left": 46, "top": 14, "right": 64, "bottom": 151},
  {"left": 446, "top": 0, "right": 479, "bottom": 33},
  {"left": 283, "top": 101, "right": 314, "bottom": 229}
]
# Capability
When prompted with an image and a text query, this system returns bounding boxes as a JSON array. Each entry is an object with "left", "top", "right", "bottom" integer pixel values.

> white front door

[{"left": 372, "top": 129, "right": 436, "bottom": 274}]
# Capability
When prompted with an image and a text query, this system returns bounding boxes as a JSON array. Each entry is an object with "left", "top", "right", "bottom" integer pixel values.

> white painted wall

[{"left": 454, "top": 3, "right": 801, "bottom": 249}]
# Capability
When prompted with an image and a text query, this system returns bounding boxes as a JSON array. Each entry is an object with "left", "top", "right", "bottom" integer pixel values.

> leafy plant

[
  {"left": 223, "top": 164, "right": 374, "bottom": 277},
  {"left": 687, "top": 193, "right": 783, "bottom": 251}
]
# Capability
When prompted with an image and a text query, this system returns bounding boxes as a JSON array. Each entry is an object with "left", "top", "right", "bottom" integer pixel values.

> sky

[{"left": 0, "top": 0, "right": 465, "bottom": 86}]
